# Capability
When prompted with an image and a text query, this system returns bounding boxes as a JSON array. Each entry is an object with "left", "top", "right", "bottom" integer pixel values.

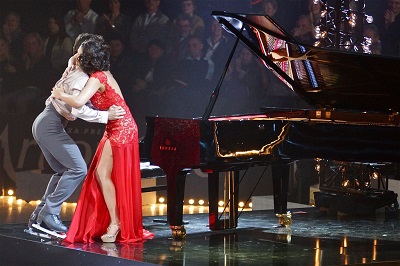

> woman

[
  {"left": 52, "top": 38, "right": 153, "bottom": 243},
  {"left": 44, "top": 14, "right": 73, "bottom": 73}
]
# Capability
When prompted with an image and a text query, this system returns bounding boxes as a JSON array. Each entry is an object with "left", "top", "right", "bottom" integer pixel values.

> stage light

[
  {"left": 158, "top": 197, "right": 165, "bottom": 203},
  {"left": 370, "top": 171, "right": 379, "bottom": 180},
  {"left": 198, "top": 199, "right": 204, "bottom": 205},
  {"left": 365, "top": 15, "right": 373, "bottom": 23},
  {"left": 218, "top": 200, "right": 224, "bottom": 206},
  {"left": 238, "top": 202, "right": 245, "bottom": 208},
  {"left": 342, "top": 179, "right": 350, "bottom": 187},
  {"left": 7, "top": 189, "right": 14, "bottom": 196},
  {"left": 188, "top": 199, "right": 195, "bottom": 205}
]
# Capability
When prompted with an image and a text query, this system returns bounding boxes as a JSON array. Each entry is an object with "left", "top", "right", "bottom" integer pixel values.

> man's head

[
  {"left": 176, "top": 13, "right": 193, "bottom": 38},
  {"left": 73, "top": 33, "right": 104, "bottom": 54}
]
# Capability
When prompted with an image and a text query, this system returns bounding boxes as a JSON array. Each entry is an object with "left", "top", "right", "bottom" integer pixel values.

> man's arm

[{"left": 70, "top": 89, "right": 125, "bottom": 124}]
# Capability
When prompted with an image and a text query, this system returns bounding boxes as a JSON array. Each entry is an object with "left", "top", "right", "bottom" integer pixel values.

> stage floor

[{"left": 2, "top": 197, "right": 400, "bottom": 265}]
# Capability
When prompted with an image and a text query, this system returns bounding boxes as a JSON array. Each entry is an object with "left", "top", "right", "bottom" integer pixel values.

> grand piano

[{"left": 140, "top": 11, "right": 400, "bottom": 238}]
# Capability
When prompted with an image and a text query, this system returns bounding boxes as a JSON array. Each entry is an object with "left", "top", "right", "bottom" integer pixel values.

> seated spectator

[
  {"left": 231, "top": 46, "right": 268, "bottom": 106},
  {"left": 380, "top": 0, "right": 400, "bottom": 56},
  {"left": 307, "top": 0, "right": 323, "bottom": 26},
  {"left": 64, "top": 0, "right": 99, "bottom": 40},
  {"left": 131, "top": 38, "right": 173, "bottom": 137},
  {"left": 259, "top": 0, "right": 279, "bottom": 18},
  {"left": 129, "top": 0, "right": 170, "bottom": 56},
  {"left": 363, "top": 24, "right": 382, "bottom": 54},
  {"left": 3, "top": 32, "right": 53, "bottom": 113},
  {"left": 132, "top": 39, "right": 173, "bottom": 96},
  {"left": 291, "top": 14, "right": 315, "bottom": 44},
  {"left": 108, "top": 33, "right": 135, "bottom": 104},
  {"left": 204, "top": 18, "right": 233, "bottom": 86},
  {"left": 96, "top": 0, "right": 132, "bottom": 45},
  {"left": 161, "top": 35, "right": 214, "bottom": 118},
  {"left": 0, "top": 36, "right": 19, "bottom": 102},
  {"left": 2, "top": 11, "right": 26, "bottom": 61},
  {"left": 170, "top": 0, "right": 205, "bottom": 39},
  {"left": 166, "top": 13, "right": 193, "bottom": 63},
  {"left": 44, "top": 13, "right": 73, "bottom": 74}
]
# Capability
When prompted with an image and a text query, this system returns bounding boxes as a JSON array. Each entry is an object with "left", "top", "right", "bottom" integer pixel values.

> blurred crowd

[{"left": 1, "top": 0, "right": 399, "bottom": 136}]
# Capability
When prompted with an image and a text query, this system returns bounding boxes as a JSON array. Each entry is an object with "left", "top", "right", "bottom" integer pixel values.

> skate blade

[
  {"left": 31, "top": 223, "right": 66, "bottom": 239},
  {"left": 24, "top": 228, "right": 52, "bottom": 239}
]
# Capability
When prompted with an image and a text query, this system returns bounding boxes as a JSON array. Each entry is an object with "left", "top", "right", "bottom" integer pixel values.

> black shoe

[
  {"left": 28, "top": 212, "right": 38, "bottom": 229},
  {"left": 37, "top": 212, "right": 68, "bottom": 233}
]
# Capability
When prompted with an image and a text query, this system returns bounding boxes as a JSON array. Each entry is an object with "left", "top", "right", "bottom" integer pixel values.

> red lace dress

[{"left": 64, "top": 71, "right": 153, "bottom": 243}]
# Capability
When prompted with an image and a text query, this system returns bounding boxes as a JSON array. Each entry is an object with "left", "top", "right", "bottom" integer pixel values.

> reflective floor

[{"left": 2, "top": 196, "right": 400, "bottom": 265}]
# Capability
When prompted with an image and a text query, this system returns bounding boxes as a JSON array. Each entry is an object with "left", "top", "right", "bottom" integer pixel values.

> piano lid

[{"left": 212, "top": 11, "right": 400, "bottom": 113}]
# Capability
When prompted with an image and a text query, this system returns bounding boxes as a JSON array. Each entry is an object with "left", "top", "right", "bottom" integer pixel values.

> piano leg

[
  {"left": 168, "top": 170, "right": 189, "bottom": 239},
  {"left": 271, "top": 164, "right": 292, "bottom": 227},
  {"left": 208, "top": 170, "right": 239, "bottom": 230}
]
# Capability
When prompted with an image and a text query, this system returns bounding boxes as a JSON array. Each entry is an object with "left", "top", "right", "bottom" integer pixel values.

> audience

[
  {"left": 166, "top": 13, "right": 193, "bottom": 63},
  {"left": 2, "top": 12, "right": 26, "bottom": 61},
  {"left": 43, "top": 13, "right": 73, "bottom": 74},
  {"left": 259, "top": 0, "right": 279, "bottom": 18},
  {"left": 96, "top": 0, "right": 132, "bottom": 44},
  {"left": 64, "top": 0, "right": 99, "bottom": 40},
  {"left": 131, "top": 38, "right": 173, "bottom": 136},
  {"left": 170, "top": 0, "right": 205, "bottom": 39},
  {"left": 0, "top": 36, "right": 19, "bottom": 101},
  {"left": 291, "top": 14, "right": 315, "bottom": 44},
  {"left": 1, "top": 0, "right": 399, "bottom": 118},
  {"left": 108, "top": 33, "right": 135, "bottom": 104},
  {"left": 204, "top": 18, "right": 233, "bottom": 86},
  {"left": 380, "top": 0, "right": 400, "bottom": 56},
  {"left": 129, "top": 0, "right": 170, "bottom": 56},
  {"left": 161, "top": 35, "right": 214, "bottom": 118},
  {"left": 3, "top": 32, "right": 52, "bottom": 113},
  {"left": 363, "top": 24, "right": 382, "bottom": 55}
]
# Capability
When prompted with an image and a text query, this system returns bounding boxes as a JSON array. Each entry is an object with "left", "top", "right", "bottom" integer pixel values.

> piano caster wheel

[
  {"left": 276, "top": 211, "right": 292, "bottom": 227},
  {"left": 170, "top": 225, "right": 187, "bottom": 239}
]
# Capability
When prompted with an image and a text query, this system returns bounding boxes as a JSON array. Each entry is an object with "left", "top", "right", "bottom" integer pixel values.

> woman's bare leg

[{"left": 96, "top": 139, "right": 120, "bottom": 235}]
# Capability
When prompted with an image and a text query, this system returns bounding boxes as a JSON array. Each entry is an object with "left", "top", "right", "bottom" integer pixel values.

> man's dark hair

[{"left": 73, "top": 33, "right": 105, "bottom": 54}]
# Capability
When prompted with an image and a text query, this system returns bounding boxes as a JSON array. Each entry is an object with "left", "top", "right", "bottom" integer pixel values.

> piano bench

[{"left": 140, "top": 162, "right": 167, "bottom": 193}]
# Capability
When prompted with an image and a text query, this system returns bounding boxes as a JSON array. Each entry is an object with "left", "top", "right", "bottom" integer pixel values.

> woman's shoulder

[{"left": 90, "top": 71, "right": 108, "bottom": 82}]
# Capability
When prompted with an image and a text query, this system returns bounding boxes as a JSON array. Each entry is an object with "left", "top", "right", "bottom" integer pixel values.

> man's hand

[{"left": 107, "top": 105, "right": 126, "bottom": 120}]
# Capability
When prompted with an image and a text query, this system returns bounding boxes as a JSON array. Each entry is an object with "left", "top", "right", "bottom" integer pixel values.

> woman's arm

[{"left": 52, "top": 77, "right": 101, "bottom": 108}]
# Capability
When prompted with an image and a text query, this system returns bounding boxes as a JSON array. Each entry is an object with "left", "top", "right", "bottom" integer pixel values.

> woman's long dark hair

[{"left": 78, "top": 39, "right": 111, "bottom": 74}]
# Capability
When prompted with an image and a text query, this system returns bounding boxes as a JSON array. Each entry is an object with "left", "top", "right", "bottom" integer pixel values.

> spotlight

[
  {"left": 218, "top": 200, "right": 224, "bottom": 207},
  {"left": 370, "top": 171, "right": 379, "bottom": 180},
  {"left": 198, "top": 199, "right": 204, "bottom": 205},
  {"left": 239, "top": 202, "right": 245, "bottom": 208},
  {"left": 188, "top": 199, "right": 195, "bottom": 205},
  {"left": 158, "top": 197, "right": 165, "bottom": 203},
  {"left": 365, "top": 15, "right": 373, "bottom": 23},
  {"left": 342, "top": 179, "right": 350, "bottom": 187},
  {"left": 7, "top": 189, "right": 14, "bottom": 196}
]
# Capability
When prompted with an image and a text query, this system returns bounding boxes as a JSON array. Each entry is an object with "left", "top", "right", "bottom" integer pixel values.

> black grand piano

[{"left": 140, "top": 11, "right": 400, "bottom": 238}]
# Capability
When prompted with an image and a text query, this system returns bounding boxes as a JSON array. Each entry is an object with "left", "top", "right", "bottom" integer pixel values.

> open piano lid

[{"left": 212, "top": 11, "right": 400, "bottom": 113}]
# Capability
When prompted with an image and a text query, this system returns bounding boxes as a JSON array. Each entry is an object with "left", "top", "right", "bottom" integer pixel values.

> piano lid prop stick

[{"left": 201, "top": 19, "right": 243, "bottom": 121}]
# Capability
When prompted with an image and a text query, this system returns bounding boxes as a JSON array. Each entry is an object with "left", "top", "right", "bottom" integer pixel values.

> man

[
  {"left": 64, "top": 0, "right": 99, "bottom": 40},
  {"left": 129, "top": 0, "right": 170, "bottom": 55},
  {"left": 28, "top": 33, "right": 125, "bottom": 235}
]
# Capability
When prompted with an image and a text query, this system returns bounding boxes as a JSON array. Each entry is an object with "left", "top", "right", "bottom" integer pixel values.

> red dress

[{"left": 64, "top": 71, "right": 153, "bottom": 243}]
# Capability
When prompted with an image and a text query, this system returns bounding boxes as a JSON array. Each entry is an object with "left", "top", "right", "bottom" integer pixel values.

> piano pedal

[{"left": 276, "top": 211, "right": 292, "bottom": 227}]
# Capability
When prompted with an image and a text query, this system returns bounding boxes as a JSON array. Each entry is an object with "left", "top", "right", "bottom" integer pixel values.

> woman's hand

[{"left": 51, "top": 86, "right": 65, "bottom": 99}]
